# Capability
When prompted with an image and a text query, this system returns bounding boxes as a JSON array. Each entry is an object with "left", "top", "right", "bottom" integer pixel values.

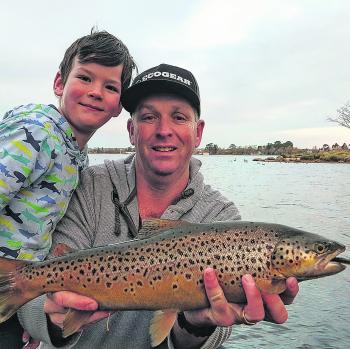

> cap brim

[{"left": 121, "top": 79, "right": 200, "bottom": 115}]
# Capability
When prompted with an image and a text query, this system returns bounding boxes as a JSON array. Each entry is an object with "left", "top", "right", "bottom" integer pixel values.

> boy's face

[{"left": 54, "top": 58, "right": 123, "bottom": 144}]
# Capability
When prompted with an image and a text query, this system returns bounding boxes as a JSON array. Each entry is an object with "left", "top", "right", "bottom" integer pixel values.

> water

[{"left": 89, "top": 154, "right": 350, "bottom": 349}]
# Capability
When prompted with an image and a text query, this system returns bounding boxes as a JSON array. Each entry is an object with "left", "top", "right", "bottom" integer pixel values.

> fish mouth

[
  {"left": 332, "top": 256, "right": 350, "bottom": 265},
  {"left": 303, "top": 245, "right": 347, "bottom": 280}
]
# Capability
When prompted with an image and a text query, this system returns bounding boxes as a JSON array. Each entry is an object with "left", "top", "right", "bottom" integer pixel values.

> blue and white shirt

[{"left": 0, "top": 103, "right": 88, "bottom": 260}]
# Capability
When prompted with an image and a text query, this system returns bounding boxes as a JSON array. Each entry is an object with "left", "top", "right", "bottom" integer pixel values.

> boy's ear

[
  {"left": 127, "top": 118, "right": 135, "bottom": 145},
  {"left": 113, "top": 103, "right": 123, "bottom": 118},
  {"left": 53, "top": 72, "right": 64, "bottom": 97}
]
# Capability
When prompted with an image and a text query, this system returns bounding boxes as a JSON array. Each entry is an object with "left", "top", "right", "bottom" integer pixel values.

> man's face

[
  {"left": 127, "top": 94, "right": 204, "bottom": 178},
  {"left": 53, "top": 58, "right": 123, "bottom": 143}
]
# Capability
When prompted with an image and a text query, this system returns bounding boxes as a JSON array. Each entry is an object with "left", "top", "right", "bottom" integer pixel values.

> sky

[{"left": 1, "top": 0, "right": 350, "bottom": 149}]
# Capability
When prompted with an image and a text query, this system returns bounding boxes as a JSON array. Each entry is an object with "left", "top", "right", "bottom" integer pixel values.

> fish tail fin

[
  {"left": 150, "top": 309, "right": 178, "bottom": 347},
  {"left": 0, "top": 257, "right": 30, "bottom": 322}
]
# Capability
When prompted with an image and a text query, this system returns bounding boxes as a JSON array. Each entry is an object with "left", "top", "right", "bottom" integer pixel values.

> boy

[{"left": 0, "top": 29, "right": 136, "bottom": 347}]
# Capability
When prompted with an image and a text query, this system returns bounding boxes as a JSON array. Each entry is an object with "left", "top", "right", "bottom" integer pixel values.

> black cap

[{"left": 121, "top": 63, "right": 200, "bottom": 115}]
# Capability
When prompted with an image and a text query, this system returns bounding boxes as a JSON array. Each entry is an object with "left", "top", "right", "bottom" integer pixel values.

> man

[{"left": 18, "top": 63, "right": 298, "bottom": 349}]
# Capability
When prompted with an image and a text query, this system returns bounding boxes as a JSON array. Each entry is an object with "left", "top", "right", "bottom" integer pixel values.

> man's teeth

[{"left": 153, "top": 147, "right": 175, "bottom": 152}]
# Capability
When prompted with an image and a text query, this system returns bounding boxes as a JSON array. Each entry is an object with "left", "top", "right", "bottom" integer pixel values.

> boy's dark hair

[{"left": 59, "top": 28, "right": 136, "bottom": 92}]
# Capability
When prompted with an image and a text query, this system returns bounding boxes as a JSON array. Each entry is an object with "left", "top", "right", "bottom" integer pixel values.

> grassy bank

[{"left": 278, "top": 150, "right": 350, "bottom": 163}]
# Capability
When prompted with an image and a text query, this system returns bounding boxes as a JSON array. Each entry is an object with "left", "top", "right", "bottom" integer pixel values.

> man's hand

[
  {"left": 184, "top": 268, "right": 299, "bottom": 327},
  {"left": 262, "top": 276, "right": 299, "bottom": 323},
  {"left": 44, "top": 291, "right": 110, "bottom": 334}
]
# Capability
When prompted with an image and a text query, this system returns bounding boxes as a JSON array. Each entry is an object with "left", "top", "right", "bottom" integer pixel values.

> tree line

[{"left": 202, "top": 141, "right": 294, "bottom": 155}]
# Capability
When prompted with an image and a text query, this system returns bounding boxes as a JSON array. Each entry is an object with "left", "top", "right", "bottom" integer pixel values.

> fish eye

[{"left": 314, "top": 243, "right": 328, "bottom": 254}]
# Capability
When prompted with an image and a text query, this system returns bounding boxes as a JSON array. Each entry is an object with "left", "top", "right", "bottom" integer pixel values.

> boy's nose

[{"left": 88, "top": 85, "right": 103, "bottom": 100}]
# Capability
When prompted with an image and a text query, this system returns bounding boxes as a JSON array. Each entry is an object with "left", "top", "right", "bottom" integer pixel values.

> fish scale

[{"left": 0, "top": 219, "right": 348, "bottom": 347}]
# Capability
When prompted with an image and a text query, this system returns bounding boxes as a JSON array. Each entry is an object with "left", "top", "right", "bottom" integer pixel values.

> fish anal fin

[
  {"left": 62, "top": 309, "right": 93, "bottom": 338},
  {"left": 52, "top": 243, "right": 75, "bottom": 257},
  {"left": 150, "top": 309, "right": 178, "bottom": 348},
  {"left": 255, "top": 277, "right": 287, "bottom": 294},
  {"left": 140, "top": 219, "right": 191, "bottom": 235}
]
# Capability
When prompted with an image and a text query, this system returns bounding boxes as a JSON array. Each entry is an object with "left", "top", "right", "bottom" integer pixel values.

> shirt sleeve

[{"left": 0, "top": 117, "right": 52, "bottom": 210}]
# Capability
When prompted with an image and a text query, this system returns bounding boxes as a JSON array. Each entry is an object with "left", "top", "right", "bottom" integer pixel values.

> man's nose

[{"left": 156, "top": 117, "right": 173, "bottom": 137}]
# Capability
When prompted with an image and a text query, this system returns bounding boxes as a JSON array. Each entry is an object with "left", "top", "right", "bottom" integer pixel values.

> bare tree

[{"left": 328, "top": 101, "right": 350, "bottom": 128}]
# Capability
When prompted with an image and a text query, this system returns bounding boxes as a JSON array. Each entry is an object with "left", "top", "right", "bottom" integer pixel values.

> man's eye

[
  {"left": 141, "top": 114, "right": 156, "bottom": 121},
  {"left": 173, "top": 114, "right": 187, "bottom": 122}
]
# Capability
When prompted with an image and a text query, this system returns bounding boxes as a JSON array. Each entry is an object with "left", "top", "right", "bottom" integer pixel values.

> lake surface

[{"left": 89, "top": 154, "right": 350, "bottom": 349}]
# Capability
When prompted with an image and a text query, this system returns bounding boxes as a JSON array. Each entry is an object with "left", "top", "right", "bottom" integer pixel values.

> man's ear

[
  {"left": 127, "top": 118, "right": 135, "bottom": 145},
  {"left": 53, "top": 72, "right": 64, "bottom": 97},
  {"left": 195, "top": 120, "right": 205, "bottom": 147}
]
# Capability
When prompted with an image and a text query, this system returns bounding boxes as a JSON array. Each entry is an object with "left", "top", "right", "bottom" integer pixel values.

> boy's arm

[{"left": 0, "top": 121, "right": 52, "bottom": 210}]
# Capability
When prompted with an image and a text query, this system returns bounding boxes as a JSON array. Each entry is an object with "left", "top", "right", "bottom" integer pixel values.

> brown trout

[{"left": 0, "top": 219, "right": 348, "bottom": 346}]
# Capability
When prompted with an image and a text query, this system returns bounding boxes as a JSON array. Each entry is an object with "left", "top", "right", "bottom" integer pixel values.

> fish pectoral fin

[
  {"left": 62, "top": 309, "right": 94, "bottom": 338},
  {"left": 255, "top": 277, "right": 287, "bottom": 294},
  {"left": 150, "top": 309, "right": 178, "bottom": 347},
  {"left": 52, "top": 243, "right": 75, "bottom": 257}
]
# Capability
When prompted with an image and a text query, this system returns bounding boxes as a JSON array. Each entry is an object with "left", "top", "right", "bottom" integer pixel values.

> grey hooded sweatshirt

[{"left": 18, "top": 154, "right": 241, "bottom": 349}]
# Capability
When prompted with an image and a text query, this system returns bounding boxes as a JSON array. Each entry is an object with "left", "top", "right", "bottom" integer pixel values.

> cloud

[{"left": 153, "top": 0, "right": 300, "bottom": 49}]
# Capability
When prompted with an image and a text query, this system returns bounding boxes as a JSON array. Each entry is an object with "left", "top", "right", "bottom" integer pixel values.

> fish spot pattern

[{"left": 18, "top": 224, "right": 292, "bottom": 308}]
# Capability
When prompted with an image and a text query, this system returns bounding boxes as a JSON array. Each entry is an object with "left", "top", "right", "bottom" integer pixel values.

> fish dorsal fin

[
  {"left": 52, "top": 243, "right": 75, "bottom": 257},
  {"left": 150, "top": 309, "right": 178, "bottom": 347},
  {"left": 62, "top": 309, "right": 94, "bottom": 338},
  {"left": 140, "top": 219, "right": 192, "bottom": 236}
]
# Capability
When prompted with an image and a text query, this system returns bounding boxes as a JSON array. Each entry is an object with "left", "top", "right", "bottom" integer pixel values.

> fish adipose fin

[
  {"left": 150, "top": 309, "right": 178, "bottom": 347},
  {"left": 140, "top": 219, "right": 192, "bottom": 235},
  {"left": 0, "top": 257, "right": 31, "bottom": 322},
  {"left": 63, "top": 309, "right": 94, "bottom": 338}
]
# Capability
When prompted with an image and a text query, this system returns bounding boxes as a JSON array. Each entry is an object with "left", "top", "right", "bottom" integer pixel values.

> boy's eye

[
  {"left": 77, "top": 75, "right": 91, "bottom": 82},
  {"left": 106, "top": 85, "right": 119, "bottom": 93}
]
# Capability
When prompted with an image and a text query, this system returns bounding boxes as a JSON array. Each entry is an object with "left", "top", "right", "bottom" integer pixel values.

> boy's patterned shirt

[{"left": 0, "top": 104, "right": 88, "bottom": 260}]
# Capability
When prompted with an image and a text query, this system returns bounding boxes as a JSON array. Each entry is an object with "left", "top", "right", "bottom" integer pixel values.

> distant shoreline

[
  {"left": 252, "top": 155, "right": 350, "bottom": 164},
  {"left": 89, "top": 151, "right": 350, "bottom": 164}
]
